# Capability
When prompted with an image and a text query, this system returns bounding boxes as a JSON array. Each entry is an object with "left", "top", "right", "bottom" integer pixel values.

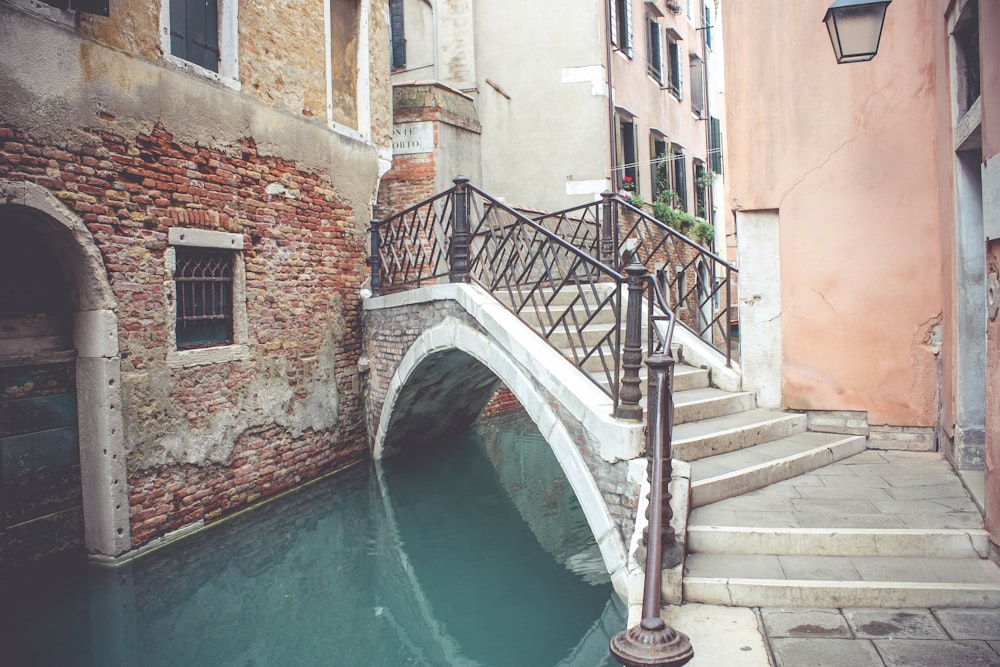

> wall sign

[{"left": 392, "top": 122, "right": 434, "bottom": 155}]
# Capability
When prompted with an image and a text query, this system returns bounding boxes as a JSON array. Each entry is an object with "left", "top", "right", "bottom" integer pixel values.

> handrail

[
  {"left": 535, "top": 194, "right": 738, "bottom": 367},
  {"left": 371, "top": 179, "right": 680, "bottom": 420},
  {"left": 609, "top": 354, "right": 694, "bottom": 666}
]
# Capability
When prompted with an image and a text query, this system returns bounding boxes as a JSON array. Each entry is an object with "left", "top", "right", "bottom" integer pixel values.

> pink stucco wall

[
  {"left": 980, "top": 1, "right": 1000, "bottom": 547},
  {"left": 723, "top": 0, "right": 944, "bottom": 427}
]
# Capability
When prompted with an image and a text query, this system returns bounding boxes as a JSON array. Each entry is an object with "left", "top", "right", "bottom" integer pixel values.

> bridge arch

[{"left": 372, "top": 315, "right": 629, "bottom": 596}]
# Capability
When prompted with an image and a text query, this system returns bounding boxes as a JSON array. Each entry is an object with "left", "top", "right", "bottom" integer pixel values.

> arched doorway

[
  {"left": 0, "top": 216, "right": 82, "bottom": 571},
  {"left": 0, "top": 180, "right": 131, "bottom": 576}
]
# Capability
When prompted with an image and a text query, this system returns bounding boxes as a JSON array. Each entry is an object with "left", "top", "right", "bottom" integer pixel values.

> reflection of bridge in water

[
  {"left": 2, "top": 415, "right": 623, "bottom": 666},
  {"left": 374, "top": 416, "right": 625, "bottom": 667}
]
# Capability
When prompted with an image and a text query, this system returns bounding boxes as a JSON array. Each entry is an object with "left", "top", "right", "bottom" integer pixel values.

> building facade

[
  {"left": 724, "top": 0, "right": 999, "bottom": 554},
  {"left": 384, "top": 0, "right": 725, "bottom": 237},
  {"left": 0, "top": 0, "right": 391, "bottom": 569}
]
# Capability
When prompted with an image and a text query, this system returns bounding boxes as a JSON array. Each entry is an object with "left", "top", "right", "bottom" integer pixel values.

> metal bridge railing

[
  {"left": 371, "top": 178, "right": 677, "bottom": 420},
  {"left": 534, "top": 193, "right": 739, "bottom": 367}
]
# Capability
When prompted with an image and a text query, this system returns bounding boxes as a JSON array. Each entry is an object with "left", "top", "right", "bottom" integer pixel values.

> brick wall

[
  {"left": 1, "top": 122, "right": 370, "bottom": 548},
  {"left": 482, "top": 385, "right": 522, "bottom": 417}
]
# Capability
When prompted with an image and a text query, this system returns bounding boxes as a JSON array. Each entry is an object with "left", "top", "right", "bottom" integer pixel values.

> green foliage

[
  {"left": 649, "top": 191, "right": 714, "bottom": 248},
  {"left": 692, "top": 220, "right": 715, "bottom": 247}
]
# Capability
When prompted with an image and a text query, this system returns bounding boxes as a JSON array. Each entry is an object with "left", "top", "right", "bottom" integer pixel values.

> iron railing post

[
  {"left": 601, "top": 190, "right": 617, "bottom": 268},
  {"left": 616, "top": 264, "right": 647, "bottom": 420},
  {"left": 610, "top": 353, "right": 693, "bottom": 667},
  {"left": 725, "top": 266, "right": 733, "bottom": 367},
  {"left": 450, "top": 177, "right": 471, "bottom": 284},
  {"left": 369, "top": 219, "right": 382, "bottom": 297}
]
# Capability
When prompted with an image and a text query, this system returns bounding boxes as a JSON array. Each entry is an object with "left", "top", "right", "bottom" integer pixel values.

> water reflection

[{"left": 1, "top": 411, "right": 625, "bottom": 666}]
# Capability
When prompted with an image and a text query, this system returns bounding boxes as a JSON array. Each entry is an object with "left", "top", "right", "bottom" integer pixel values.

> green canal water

[{"left": 1, "top": 413, "right": 626, "bottom": 666}]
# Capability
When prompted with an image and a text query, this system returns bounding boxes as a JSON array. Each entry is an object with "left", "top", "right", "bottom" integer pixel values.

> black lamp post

[{"left": 823, "top": 0, "right": 891, "bottom": 63}]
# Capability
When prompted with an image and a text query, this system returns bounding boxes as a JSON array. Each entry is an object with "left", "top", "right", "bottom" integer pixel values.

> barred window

[{"left": 174, "top": 247, "right": 233, "bottom": 350}]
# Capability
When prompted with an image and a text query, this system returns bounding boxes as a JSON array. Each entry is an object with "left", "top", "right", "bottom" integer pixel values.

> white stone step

[
  {"left": 672, "top": 410, "right": 808, "bottom": 461},
  {"left": 683, "top": 553, "right": 1000, "bottom": 608},
  {"left": 673, "top": 387, "right": 755, "bottom": 425},
  {"left": 515, "top": 303, "right": 619, "bottom": 329},
  {"left": 689, "top": 432, "right": 867, "bottom": 507},
  {"left": 494, "top": 285, "right": 615, "bottom": 309},
  {"left": 687, "top": 525, "right": 992, "bottom": 559},
  {"left": 545, "top": 323, "right": 617, "bottom": 349}
]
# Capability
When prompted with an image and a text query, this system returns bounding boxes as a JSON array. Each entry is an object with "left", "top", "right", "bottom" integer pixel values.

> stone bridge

[{"left": 361, "top": 282, "right": 691, "bottom": 602}]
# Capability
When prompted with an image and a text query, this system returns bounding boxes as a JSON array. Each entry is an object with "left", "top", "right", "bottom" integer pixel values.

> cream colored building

[{"left": 389, "top": 0, "right": 725, "bottom": 231}]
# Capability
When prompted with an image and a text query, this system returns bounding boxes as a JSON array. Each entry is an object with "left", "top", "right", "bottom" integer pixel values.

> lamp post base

[{"left": 609, "top": 617, "right": 694, "bottom": 667}]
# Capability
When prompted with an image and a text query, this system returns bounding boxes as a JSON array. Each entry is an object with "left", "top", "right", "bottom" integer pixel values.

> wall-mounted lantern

[{"left": 823, "top": 0, "right": 891, "bottom": 63}]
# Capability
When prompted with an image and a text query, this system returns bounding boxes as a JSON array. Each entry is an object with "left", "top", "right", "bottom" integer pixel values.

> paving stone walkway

[{"left": 760, "top": 606, "right": 1000, "bottom": 667}]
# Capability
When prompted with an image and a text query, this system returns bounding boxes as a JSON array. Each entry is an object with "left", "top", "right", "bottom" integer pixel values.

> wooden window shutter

[
  {"left": 623, "top": 0, "right": 633, "bottom": 55},
  {"left": 610, "top": 0, "right": 618, "bottom": 48},
  {"left": 171, "top": 0, "right": 219, "bottom": 72},
  {"left": 390, "top": 0, "right": 406, "bottom": 69}
]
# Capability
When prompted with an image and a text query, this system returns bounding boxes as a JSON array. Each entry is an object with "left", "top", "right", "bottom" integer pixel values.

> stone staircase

[{"left": 500, "top": 286, "right": 1000, "bottom": 609}]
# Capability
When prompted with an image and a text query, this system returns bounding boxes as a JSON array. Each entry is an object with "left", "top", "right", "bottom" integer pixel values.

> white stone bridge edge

[{"left": 365, "top": 284, "right": 661, "bottom": 600}]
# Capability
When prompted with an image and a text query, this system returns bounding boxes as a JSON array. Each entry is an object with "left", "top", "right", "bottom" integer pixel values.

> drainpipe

[
  {"left": 606, "top": 0, "right": 618, "bottom": 190},
  {"left": 700, "top": 0, "right": 713, "bottom": 235}
]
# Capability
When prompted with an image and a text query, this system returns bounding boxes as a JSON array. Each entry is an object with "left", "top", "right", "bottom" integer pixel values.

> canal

[{"left": 1, "top": 410, "right": 626, "bottom": 666}]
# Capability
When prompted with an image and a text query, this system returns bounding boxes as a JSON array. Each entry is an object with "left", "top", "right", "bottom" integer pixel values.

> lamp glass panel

[{"left": 830, "top": 5, "right": 886, "bottom": 60}]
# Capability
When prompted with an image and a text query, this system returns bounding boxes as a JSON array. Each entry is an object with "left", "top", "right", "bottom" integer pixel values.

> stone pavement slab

[
  {"left": 934, "top": 608, "right": 1000, "bottom": 639},
  {"left": 770, "top": 637, "right": 883, "bottom": 666},
  {"left": 873, "top": 639, "right": 1000, "bottom": 666},
  {"left": 754, "top": 607, "right": 1000, "bottom": 666},
  {"left": 761, "top": 607, "right": 852, "bottom": 638},
  {"left": 658, "top": 603, "right": 770, "bottom": 666},
  {"left": 843, "top": 609, "right": 948, "bottom": 639}
]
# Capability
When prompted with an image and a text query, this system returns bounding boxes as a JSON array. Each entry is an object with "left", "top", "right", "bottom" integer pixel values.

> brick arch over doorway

[{"left": 0, "top": 179, "right": 130, "bottom": 561}]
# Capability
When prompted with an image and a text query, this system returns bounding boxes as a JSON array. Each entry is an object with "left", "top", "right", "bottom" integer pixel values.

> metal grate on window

[{"left": 174, "top": 247, "right": 233, "bottom": 350}]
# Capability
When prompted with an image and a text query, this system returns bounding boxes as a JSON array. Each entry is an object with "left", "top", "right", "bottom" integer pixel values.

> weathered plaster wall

[
  {"left": 471, "top": 0, "right": 607, "bottom": 209},
  {"left": 240, "top": 0, "right": 328, "bottom": 119},
  {"left": 0, "top": 2, "right": 390, "bottom": 551},
  {"left": 723, "top": 0, "right": 944, "bottom": 428}
]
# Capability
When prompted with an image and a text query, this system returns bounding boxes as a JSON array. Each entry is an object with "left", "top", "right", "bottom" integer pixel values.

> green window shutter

[
  {"left": 710, "top": 117, "right": 723, "bottom": 174},
  {"left": 390, "top": 0, "right": 406, "bottom": 69},
  {"left": 676, "top": 151, "right": 687, "bottom": 211},
  {"left": 171, "top": 0, "right": 220, "bottom": 72},
  {"left": 704, "top": 4, "right": 712, "bottom": 48}
]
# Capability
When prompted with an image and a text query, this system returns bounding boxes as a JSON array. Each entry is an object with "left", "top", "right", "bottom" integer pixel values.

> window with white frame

[
  {"left": 610, "top": 0, "right": 634, "bottom": 57},
  {"left": 389, "top": 0, "right": 406, "bottom": 70},
  {"left": 670, "top": 143, "right": 687, "bottom": 212},
  {"left": 646, "top": 11, "right": 663, "bottom": 83},
  {"left": 167, "top": 228, "right": 248, "bottom": 366},
  {"left": 693, "top": 158, "right": 708, "bottom": 219},
  {"left": 617, "top": 113, "right": 639, "bottom": 194},
  {"left": 161, "top": 0, "right": 239, "bottom": 87},
  {"left": 666, "top": 30, "right": 683, "bottom": 99},
  {"left": 703, "top": 2, "right": 713, "bottom": 49},
  {"left": 651, "top": 133, "right": 669, "bottom": 201}
]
